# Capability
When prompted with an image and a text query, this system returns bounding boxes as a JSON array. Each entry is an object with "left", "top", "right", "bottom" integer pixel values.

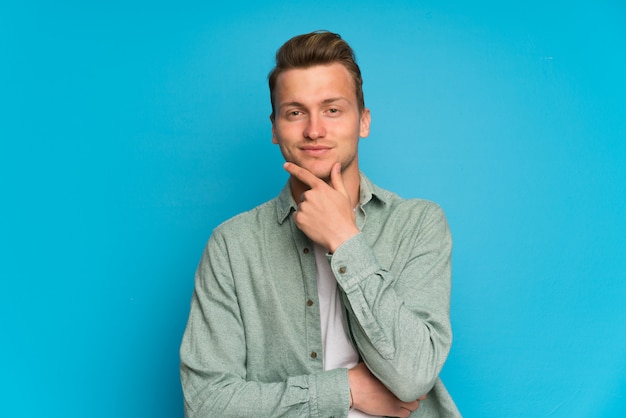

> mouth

[{"left": 300, "top": 145, "right": 332, "bottom": 156}]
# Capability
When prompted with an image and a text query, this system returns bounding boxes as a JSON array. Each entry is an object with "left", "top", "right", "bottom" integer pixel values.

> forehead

[{"left": 274, "top": 63, "right": 356, "bottom": 105}]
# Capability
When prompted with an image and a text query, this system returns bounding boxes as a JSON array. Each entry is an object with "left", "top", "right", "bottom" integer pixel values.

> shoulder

[
  {"left": 366, "top": 181, "right": 450, "bottom": 243},
  {"left": 371, "top": 181, "right": 446, "bottom": 219},
  {"left": 211, "top": 198, "right": 278, "bottom": 239}
]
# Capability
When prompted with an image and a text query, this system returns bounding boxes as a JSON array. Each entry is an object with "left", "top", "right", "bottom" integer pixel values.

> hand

[
  {"left": 349, "top": 362, "right": 427, "bottom": 417},
  {"left": 284, "top": 162, "right": 360, "bottom": 252}
]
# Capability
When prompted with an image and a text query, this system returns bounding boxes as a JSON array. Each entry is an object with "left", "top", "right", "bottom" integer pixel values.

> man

[{"left": 180, "top": 31, "right": 460, "bottom": 417}]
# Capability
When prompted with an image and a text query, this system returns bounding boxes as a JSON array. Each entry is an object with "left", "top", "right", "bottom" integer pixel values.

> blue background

[{"left": 2, "top": 1, "right": 625, "bottom": 416}]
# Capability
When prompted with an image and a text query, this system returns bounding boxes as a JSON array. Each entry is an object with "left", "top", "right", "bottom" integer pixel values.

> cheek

[
  {"left": 274, "top": 123, "right": 301, "bottom": 142},
  {"left": 276, "top": 141, "right": 294, "bottom": 159}
]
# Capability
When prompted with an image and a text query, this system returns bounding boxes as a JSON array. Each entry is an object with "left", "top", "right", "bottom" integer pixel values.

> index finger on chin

[{"left": 283, "top": 162, "right": 324, "bottom": 188}]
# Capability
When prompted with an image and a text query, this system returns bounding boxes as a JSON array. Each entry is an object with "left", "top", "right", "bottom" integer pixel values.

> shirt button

[
  {"left": 303, "top": 248, "right": 310, "bottom": 254},
  {"left": 310, "top": 351, "right": 317, "bottom": 359},
  {"left": 307, "top": 299, "right": 314, "bottom": 306},
  {"left": 339, "top": 266, "right": 347, "bottom": 274}
]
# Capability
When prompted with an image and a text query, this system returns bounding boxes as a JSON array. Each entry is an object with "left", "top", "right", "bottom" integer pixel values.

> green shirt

[{"left": 180, "top": 173, "right": 460, "bottom": 417}]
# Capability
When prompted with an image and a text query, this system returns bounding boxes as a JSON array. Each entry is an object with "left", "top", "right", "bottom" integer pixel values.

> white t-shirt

[{"left": 314, "top": 243, "right": 379, "bottom": 418}]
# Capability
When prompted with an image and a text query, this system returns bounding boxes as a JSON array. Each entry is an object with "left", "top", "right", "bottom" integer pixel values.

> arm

[
  {"left": 334, "top": 203, "right": 453, "bottom": 402},
  {"left": 179, "top": 234, "right": 350, "bottom": 417},
  {"left": 283, "top": 162, "right": 452, "bottom": 404}
]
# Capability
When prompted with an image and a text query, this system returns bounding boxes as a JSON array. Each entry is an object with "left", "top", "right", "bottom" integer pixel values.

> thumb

[{"left": 330, "top": 162, "right": 349, "bottom": 199}]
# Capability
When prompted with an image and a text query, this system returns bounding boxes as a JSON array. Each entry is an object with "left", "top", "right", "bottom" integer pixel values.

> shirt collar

[{"left": 276, "top": 172, "right": 388, "bottom": 224}]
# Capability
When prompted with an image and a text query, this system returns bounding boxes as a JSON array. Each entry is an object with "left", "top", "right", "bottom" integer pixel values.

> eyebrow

[{"left": 278, "top": 97, "right": 351, "bottom": 109}]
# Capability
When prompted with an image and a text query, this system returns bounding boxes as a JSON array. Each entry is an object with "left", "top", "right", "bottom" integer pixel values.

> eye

[
  {"left": 326, "top": 108, "right": 341, "bottom": 116},
  {"left": 286, "top": 110, "right": 304, "bottom": 119}
]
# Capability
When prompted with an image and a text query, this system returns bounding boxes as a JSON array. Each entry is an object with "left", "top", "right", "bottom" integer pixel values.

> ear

[
  {"left": 359, "top": 108, "right": 371, "bottom": 138},
  {"left": 270, "top": 114, "right": 278, "bottom": 144}
]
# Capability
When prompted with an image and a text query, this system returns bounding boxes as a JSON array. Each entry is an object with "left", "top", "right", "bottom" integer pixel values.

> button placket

[{"left": 288, "top": 224, "right": 322, "bottom": 368}]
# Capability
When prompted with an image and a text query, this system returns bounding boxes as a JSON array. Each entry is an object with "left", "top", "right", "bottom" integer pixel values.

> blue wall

[{"left": 2, "top": 1, "right": 625, "bottom": 416}]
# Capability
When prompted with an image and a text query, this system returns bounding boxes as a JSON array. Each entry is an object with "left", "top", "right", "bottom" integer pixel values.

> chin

[
  {"left": 309, "top": 167, "right": 333, "bottom": 181},
  {"left": 291, "top": 160, "right": 331, "bottom": 179}
]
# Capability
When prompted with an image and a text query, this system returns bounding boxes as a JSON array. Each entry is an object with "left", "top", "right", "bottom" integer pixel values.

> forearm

[{"left": 180, "top": 362, "right": 350, "bottom": 417}]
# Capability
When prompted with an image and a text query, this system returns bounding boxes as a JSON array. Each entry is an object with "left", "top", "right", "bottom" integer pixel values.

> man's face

[{"left": 271, "top": 63, "right": 370, "bottom": 182}]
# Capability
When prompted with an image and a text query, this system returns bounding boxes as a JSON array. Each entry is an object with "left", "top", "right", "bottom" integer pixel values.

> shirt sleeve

[
  {"left": 179, "top": 232, "right": 351, "bottom": 417},
  {"left": 330, "top": 203, "right": 453, "bottom": 402}
]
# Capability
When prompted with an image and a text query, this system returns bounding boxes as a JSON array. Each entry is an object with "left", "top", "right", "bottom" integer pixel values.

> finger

[
  {"left": 283, "top": 162, "right": 325, "bottom": 188},
  {"left": 329, "top": 162, "right": 349, "bottom": 199},
  {"left": 418, "top": 394, "right": 427, "bottom": 401},
  {"left": 404, "top": 399, "right": 420, "bottom": 412}
]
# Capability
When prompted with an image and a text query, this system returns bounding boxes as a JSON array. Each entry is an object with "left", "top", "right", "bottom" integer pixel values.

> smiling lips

[{"left": 300, "top": 145, "right": 332, "bottom": 156}]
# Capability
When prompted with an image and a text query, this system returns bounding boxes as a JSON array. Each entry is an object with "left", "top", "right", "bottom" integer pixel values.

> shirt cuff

[
  {"left": 308, "top": 367, "right": 351, "bottom": 417},
  {"left": 328, "top": 233, "right": 381, "bottom": 292}
]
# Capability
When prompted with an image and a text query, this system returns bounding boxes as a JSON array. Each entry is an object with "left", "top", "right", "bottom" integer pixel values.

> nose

[{"left": 303, "top": 114, "right": 326, "bottom": 140}]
